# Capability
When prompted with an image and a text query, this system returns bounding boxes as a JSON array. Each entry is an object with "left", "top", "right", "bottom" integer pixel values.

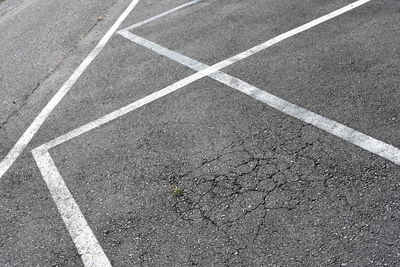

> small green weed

[{"left": 171, "top": 185, "right": 184, "bottom": 197}]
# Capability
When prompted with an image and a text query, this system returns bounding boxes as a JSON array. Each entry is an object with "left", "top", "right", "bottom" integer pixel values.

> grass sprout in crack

[{"left": 171, "top": 184, "right": 184, "bottom": 197}]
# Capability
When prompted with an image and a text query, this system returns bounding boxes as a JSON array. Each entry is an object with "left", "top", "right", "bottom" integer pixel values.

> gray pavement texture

[{"left": 1, "top": 0, "right": 400, "bottom": 266}]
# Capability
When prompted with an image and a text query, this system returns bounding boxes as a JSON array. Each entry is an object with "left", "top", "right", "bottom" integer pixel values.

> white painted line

[
  {"left": 119, "top": 0, "right": 372, "bottom": 87},
  {"left": 119, "top": 31, "right": 208, "bottom": 71},
  {"left": 119, "top": 33, "right": 400, "bottom": 166},
  {"left": 212, "top": 73, "right": 400, "bottom": 165},
  {"left": 0, "top": 0, "right": 141, "bottom": 179},
  {"left": 31, "top": 0, "right": 400, "bottom": 265},
  {"left": 205, "top": 0, "right": 372, "bottom": 72},
  {"left": 118, "top": 0, "right": 202, "bottom": 33},
  {"left": 32, "top": 147, "right": 112, "bottom": 267},
  {"left": 39, "top": 0, "right": 375, "bottom": 152},
  {"left": 40, "top": 64, "right": 217, "bottom": 149}
]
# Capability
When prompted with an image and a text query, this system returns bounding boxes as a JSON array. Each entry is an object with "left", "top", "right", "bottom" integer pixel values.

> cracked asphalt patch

[
  {"left": 1, "top": 0, "right": 400, "bottom": 265},
  {"left": 50, "top": 78, "right": 400, "bottom": 266}
]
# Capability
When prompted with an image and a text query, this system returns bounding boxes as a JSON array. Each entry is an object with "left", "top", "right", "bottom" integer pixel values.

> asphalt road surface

[{"left": 1, "top": 0, "right": 400, "bottom": 266}]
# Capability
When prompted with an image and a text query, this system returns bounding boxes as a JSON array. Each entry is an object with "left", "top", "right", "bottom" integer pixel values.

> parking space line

[
  {"left": 42, "top": 0, "right": 373, "bottom": 152},
  {"left": 119, "top": 0, "right": 372, "bottom": 75},
  {"left": 198, "top": 0, "right": 372, "bottom": 72},
  {"left": 0, "top": 0, "right": 141, "bottom": 179},
  {"left": 118, "top": 31, "right": 208, "bottom": 70},
  {"left": 118, "top": 0, "right": 202, "bottom": 33},
  {"left": 32, "top": 147, "right": 112, "bottom": 267},
  {"left": 37, "top": 70, "right": 215, "bottom": 150},
  {"left": 118, "top": 32, "right": 400, "bottom": 166},
  {"left": 32, "top": 0, "right": 397, "bottom": 266},
  {"left": 212, "top": 75, "right": 400, "bottom": 165}
]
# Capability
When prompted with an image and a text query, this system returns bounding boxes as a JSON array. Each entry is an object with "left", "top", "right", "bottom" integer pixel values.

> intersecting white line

[
  {"left": 119, "top": 31, "right": 400, "bottom": 166},
  {"left": 38, "top": 0, "right": 375, "bottom": 152},
  {"left": 119, "top": 0, "right": 202, "bottom": 32},
  {"left": 32, "top": 0, "right": 397, "bottom": 266}
]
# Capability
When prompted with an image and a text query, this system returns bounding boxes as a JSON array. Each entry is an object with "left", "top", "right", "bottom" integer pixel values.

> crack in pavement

[{"left": 93, "top": 119, "right": 399, "bottom": 266}]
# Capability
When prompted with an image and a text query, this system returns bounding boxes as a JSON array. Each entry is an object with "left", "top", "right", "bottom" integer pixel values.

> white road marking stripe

[
  {"left": 32, "top": 0, "right": 395, "bottom": 266},
  {"left": 0, "top": 0, "right": 141, "bottom": 179},
  {"left": 40, "top": 71, "right": 211, "bottom": 149},
  {"left": 119, "top": 32, "right": 208, "bottom": 71},
  {"left": 118, "top": 0, "right": 202, "bottom": 33},
  {"left": 32, "top": 147, "right": 112, "bottom": 267},
  {"left": 43, "top": 0, "right": 372, "bottom": 151},
  {"left": 203, "top": 0, "right": 372, "bottom": 72},
  {"left": 214, "top": 74, "right": 400, "bottom": 165},
  {"left": 119, "top": 32, "right": 400, "bottom": 166}
]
